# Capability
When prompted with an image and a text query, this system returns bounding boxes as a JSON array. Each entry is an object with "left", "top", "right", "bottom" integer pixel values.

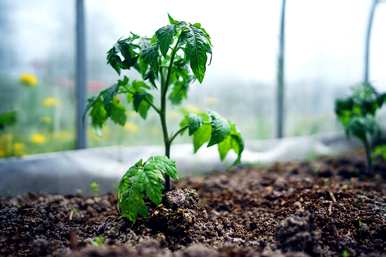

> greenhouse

[{"left": 0, "top": 0, "right": 385, "bottom": 256}]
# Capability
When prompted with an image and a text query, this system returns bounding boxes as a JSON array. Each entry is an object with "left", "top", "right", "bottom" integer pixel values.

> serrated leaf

[
  {"left": 217, "top": 123, "right": 244, "bottom": 164},
  {"left": 230, "top": 128, "right": 244, "bottom": 164},
  {"left": 110, "top": 98, "right": 127, "bottom": 126},
  {"left": 335, "top": 83, "right": 383, "bottom": 151},
  {"left": 101, "top": 84, "right": 120, "bottom": 109},
  {"left": 117, "top": 42, "right": 138, "bottom": 70},
  {"left": 144, "top": 70, "right": 157, "bottom": 88},
  {"left": 141, "top": 43, "right": 160, "bottom": 73},
  {"left": 181, "top": 113, "right": 203, "bottom": 136},
  {"left": 117, "top": 156, "right": 178, "bottom": 223},
  {"left": 168, "top": 14, "right": 178, "bottom": 25},
  {"left": 138, "top": 168, "right": 164, "bottom": 205},
  {"left": 119, "top": 187, "right": 148, "bottom": 222},
  {"left": 89, "top": 98, "right": 108, "bottom": 128},
  {"left": 107, "top": 47, "right": 122, "bottom": 74},
  {"left": 169, "top": 80, "right": 190, "bottom": 105},
  {"left": 146, "top": 156, "right": 178, "bottom": 180},
  {"left": 193, "top": 123, "right": 211, "bottom": 153},
  {"left": 87, "top": 81, "right": 130, "bottom": 128},
  {"left": 346, "top": 117, "right": 367, "bottom": 141},
  {"left": 182, "top": 24, "right": 212, "bottom": 83},
  {"left": 208, "top": 111, "right": 231, "bottom": 147},
  {"left": 133, "top": 93, "right": 153, "bottom": 119},
  {"left": 156, "top": 25, "right": 175, "bottom": 57},
  {"left": 218, "top": 136, "right": 231, "bottom": 160}
]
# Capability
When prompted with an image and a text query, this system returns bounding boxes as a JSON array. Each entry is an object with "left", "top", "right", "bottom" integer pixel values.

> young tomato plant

[
  {"left": 335, "top": 83, "right": 385, "bottom": 173},
  {"left": 86, "top": 15, "right": 244, "bottom": 222}
]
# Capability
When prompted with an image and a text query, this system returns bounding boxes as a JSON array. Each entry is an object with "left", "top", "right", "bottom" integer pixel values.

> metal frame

[
  {"left": 75, "top": 0, "right": 87, "bottom": 148},
  {"left": 276, "top": 0, "right": 286, "bottom": 138}
]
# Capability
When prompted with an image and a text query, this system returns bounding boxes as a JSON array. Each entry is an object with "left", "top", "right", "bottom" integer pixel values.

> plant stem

[
  {"left": 160, "top": 75, "right": 171, "bottom": 190},
  {"left": 120, "top": 89, "right": 161, "bottom": 114},
  {"left": 169, "top": 126, "right": 188, "bottom": 145},
  {"left": 159, "top": 34, "right": 183, "bottom": 191},
  {"left": 364, "top": 139, "right": 373, "bottom": 174},
  {"left": 144, "top": 98, "right": 161, "bottom": 114}
]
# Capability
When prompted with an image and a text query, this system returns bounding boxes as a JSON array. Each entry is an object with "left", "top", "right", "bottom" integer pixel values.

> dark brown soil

[{"left": 1, "top": 156, "right": 385, "bottom": 257}]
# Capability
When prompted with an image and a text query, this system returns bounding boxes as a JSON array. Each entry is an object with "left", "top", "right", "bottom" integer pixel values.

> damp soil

[{"left": 0, "top": 155, "right": 385, "bottom": 257}]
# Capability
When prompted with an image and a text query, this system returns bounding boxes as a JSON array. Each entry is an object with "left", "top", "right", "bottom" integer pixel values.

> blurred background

[{"left": 0, "top": 0, "right": 385, "bottom": 158}]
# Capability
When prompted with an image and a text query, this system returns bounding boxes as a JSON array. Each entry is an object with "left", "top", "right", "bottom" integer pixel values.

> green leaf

[
  {"left": 110, "top": 98, "right": 127, "bottom": 126},
  {"left": 101, "top": 84, "right": 120, "bottom": 109},
  {"left": 217, "top": 123, "right": 244, "bottom": 164},
  {"left": 117, "top": 38, "right": 139, "bottom": 70},
  {"left": 230, "top": 125, "right": 244, "bottom": 164},
  {"left": 141, "top": 43, "right": 160, "bottom": 73},
  {"left": 130, "top": 80, "right": 151, "bottom": 93},
  {"left": 346, "top": 116, "right": 378, "bottom": 143},
  {"left": 180, "top": 113, "right": 203, "bottom": 136},
  {"left": 144, "top": 70, "right": 157, "bottom": 88},
  {"left": 218, "top": 136, "right": 231, "bottom": 160},
  {"left": 107, "top": 47, "right": 122, "bottom": 74},
  {"left": 139, "top": 168, "right": 164, "bottom": 205},
  {"left": 145, "top": 156, "right": 178, "bottom": 180},
  {"left": 86, "top": 81, "right": 130, "bottom": 129},
  {"left": 168, "top": 14, "right": 178, "bottom": 25},
  {"left": 119, "top": 186, "right": 148, "bottom": 222},
  {"left": 117, "top": 156, "right": 178, "bottom": 223},
  {"left": 208, "top": 111, "right": 231, "bottom": 147},
  {"left": 169, "top": 80, "right": 190, "bottom": 104},
  {"left": 156, "top": 25, "right": 175, "bottom": 57},
  {"left": 168, "top": 64, "right": 192, "bottom": 105},
  {"left": 335, "top": 83, "right": 383, "bottom": 151},
  {"left": 193, "top": 123, "right": 211, "bottom": 153},
  {"left": 89, "top": 98, "right": 108, "bottom": 128},
  {"left": 133, "top": 93, "right": 153, "bottom": 119},
  {"left": 182, "top": 24, "right": 212, "bottom": 83}
]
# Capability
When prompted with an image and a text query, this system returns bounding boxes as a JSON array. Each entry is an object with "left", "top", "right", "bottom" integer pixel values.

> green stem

[
  {"left": 169, "top": 126, "right": 188, "bottom": 145},
  {"left": 160, "top": 77, "right": 171, "bottom": 190},
  {"left": 164, "top": 34, "right": 182, "bottom": 96},
  {"left": 159, "top": 35, "right": 182, "bottom": 191},
  {"left": 144, "top": 98, "right": 161, "bottom": 114}
]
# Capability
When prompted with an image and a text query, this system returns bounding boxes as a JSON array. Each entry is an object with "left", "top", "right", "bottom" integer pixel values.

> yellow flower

[
  {"left": 124, "top": 122, "right": 139, "bottom": 134},
  {"left": 19, "top": 73, "right": 38, "bottom": 87},
  {"left": 40, "top": 116, "right": 52, "bottom": 124},
  {"left": 42, "top": 97, "right": 60, "bottom": 108},
  {"left": 13, "top": 143, "right": 25, "bottom": 156},
  {"left": 31, "top": 133, "right": 46, "bottom": 144}
]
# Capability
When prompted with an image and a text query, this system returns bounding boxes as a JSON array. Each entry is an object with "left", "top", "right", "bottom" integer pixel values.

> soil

[{"left": 0, "top": 155, "right": 385, "bottom": 257}]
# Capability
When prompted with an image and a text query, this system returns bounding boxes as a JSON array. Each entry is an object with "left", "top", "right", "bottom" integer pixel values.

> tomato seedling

[
  {"left": 335, "top": 83, "right": 385, "bottom": 173},
  {"left": 86, "top": 15, "right": 244, "bottom": 222}
]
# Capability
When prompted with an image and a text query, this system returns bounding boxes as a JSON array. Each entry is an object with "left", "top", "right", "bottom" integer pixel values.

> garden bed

[{"left": 1, "top": 155, "right": 385, "bottom": 257}]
